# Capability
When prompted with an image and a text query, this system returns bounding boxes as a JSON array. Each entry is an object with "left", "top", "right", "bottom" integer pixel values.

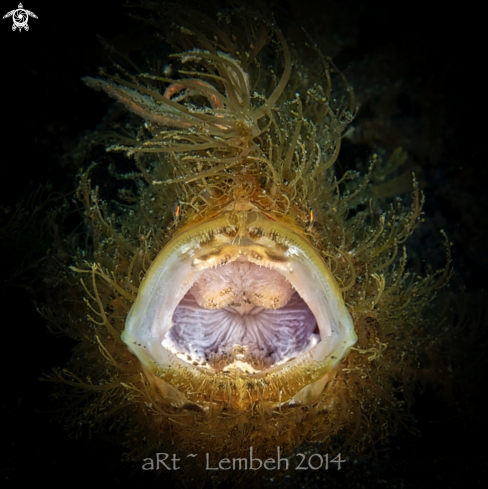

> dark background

[{"left": 1, "top": 1, "right": 486, "bottom": 487}]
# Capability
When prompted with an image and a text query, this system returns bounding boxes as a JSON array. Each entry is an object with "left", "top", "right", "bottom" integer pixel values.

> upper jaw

[{"left": 122, "top": 207, "right": 357, "bottom": 404}]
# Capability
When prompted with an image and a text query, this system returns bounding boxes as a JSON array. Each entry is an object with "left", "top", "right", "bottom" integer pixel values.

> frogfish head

[
  {"left": 123, "top": 204, "right": 356, "bottom": 410},
  {"left": 43, "top": 2, "right": 450, "bottom": 475}
]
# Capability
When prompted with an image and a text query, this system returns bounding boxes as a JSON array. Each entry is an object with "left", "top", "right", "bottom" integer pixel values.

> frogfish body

[{"left": 43, "top": 3, "right": 450, "bottom": 476}]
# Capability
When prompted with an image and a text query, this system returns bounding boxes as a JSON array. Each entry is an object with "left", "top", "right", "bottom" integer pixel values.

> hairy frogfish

[{"left": 41, "top": 2, "right": 452, "bottom": 477}]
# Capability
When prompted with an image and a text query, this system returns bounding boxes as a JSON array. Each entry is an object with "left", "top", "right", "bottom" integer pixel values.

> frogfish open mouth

[
  {"left": 42, "top": 2, "right": 451, "bottom": 473},
  {"left": 123, "top": 203, "right": 356, "bottom": 407}
]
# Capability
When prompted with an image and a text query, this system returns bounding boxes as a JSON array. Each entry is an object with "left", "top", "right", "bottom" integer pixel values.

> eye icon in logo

[{"left": 3, "top": 3, "right": 38, "bottom": 31}]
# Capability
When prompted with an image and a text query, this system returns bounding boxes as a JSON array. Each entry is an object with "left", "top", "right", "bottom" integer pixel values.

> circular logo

[
  {"left": 3, "top": 3, "right": 38, "bottom": 32},
  {"left": 12, "top": 8, "right": 28, "bottom": 31}
]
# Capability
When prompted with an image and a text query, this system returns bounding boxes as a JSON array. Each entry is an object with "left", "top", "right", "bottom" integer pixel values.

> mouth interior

[{"left": 163, "top": 259, "right": 320, "bottom": 372}]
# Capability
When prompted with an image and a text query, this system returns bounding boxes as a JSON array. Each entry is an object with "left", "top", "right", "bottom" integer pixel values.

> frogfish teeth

[{"left": 43, "top": 3, "right": 450, "bottom": 473}]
